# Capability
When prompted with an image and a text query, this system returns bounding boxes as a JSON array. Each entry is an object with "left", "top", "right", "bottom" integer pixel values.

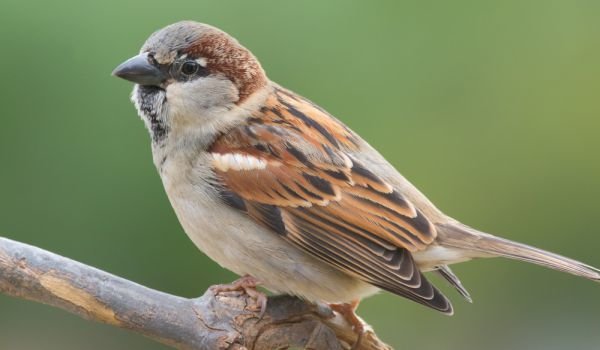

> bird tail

[{"left": 438, "top": 222, "right": 600, "bottom": 281}]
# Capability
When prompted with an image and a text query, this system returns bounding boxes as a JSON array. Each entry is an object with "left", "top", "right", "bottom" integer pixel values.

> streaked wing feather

[{"left": 209, "top": 86, "right": 452, "bottom": 314}]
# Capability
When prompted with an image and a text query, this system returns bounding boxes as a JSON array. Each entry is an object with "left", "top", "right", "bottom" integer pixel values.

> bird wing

[{"left": 208, "top": 87, "right": 452, "bottom": 313}]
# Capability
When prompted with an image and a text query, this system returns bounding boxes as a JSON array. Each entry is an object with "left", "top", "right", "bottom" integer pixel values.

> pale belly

[
  {"left": 161, "top": 164, "right": 379, "bottom": 303},
  {"left": 413, "top": 245, "right": 474, "bottom": 271},
  {"left": 157, "top": 151, "right": 469, "bottom": 304}
]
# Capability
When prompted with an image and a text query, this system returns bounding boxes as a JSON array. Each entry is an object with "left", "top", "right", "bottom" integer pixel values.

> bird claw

[
  {"left": 210, "top": 275, "right": 268, "bottom": 318},
  {"left": 329, "top": 300, "right": 365, "bottom": 350}
]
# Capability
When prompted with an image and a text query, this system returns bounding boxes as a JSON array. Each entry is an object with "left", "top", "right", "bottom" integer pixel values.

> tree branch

[{"left": 0, "top": 237, "right": 391, "bottom": 350}]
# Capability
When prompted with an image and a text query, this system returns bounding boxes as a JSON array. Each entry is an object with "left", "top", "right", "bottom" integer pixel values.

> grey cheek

[
  {"left": 166, "top": 76, "right": 238, "bottom": 116},
  {"left": 192, "top": 76, "right": 238, "bottom": 108}
]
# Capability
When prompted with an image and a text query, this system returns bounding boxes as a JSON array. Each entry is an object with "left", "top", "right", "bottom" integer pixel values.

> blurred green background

[{"left": 1, "top": 1, "right": 599, "bottom": 349}]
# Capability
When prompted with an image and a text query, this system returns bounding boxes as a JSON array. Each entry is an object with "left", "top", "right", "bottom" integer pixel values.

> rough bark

[{"left": 0, "top": 237, "right": 391, "bottom": 350}]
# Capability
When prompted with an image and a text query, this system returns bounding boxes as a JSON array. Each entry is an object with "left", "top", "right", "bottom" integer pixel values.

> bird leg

[
  {"left": 329, "top": 299, "right": 365, "bottom": 350},
  {"left": 210, "top": 275, "right": 268, "bottom": 318}
]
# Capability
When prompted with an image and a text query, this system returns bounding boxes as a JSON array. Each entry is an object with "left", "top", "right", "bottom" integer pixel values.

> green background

[{"left": 1, "top": 1, "right": 599, "bottom": 349}]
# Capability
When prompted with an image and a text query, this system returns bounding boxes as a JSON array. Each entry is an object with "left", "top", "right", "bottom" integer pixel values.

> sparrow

[{"left": 112, "top": 21, "right": 600, "bottom": 343}]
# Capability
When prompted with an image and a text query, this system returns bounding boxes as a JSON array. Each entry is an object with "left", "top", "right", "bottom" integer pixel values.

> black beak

[{"left": 112, "top": 52, "right": 166, "bottom": 87}]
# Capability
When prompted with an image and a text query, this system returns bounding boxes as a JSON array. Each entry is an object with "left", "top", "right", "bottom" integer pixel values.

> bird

[{"left": 112, "top": 20, "right": 600, "bottom": 345}]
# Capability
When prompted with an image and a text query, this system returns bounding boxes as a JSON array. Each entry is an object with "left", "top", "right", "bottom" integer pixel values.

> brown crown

[{"left": 184, "top": 31, "right": 267, "bottom": 103}]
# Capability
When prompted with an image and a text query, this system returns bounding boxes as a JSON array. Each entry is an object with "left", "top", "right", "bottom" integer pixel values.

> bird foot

[
  {"left": 329, "top": 300, "right": 365, "bottom": 350},
  {"left": 210, "top": 275, "right": 268, "bottom": 318}
]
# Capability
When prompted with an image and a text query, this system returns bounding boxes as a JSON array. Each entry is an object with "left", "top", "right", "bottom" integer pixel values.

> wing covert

[{"left": 208, "top": 87, "right": 452, "bottom": 313}]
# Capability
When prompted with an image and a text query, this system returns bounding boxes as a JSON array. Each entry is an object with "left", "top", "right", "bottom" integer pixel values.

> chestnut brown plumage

[{"left": 112, "top": 21, "right": 600, "bottom": 343}]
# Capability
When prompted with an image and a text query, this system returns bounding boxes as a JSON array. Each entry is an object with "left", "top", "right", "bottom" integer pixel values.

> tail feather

[
  {"left": 438, "top": 223, "right": 600, "bottom": 281},
  {"left": 435, "top": 265, "right": 473, "bottom": 303}
]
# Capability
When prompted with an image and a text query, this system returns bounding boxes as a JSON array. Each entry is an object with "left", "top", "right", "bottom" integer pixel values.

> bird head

[{"left": 113, "top": 21, "right": 267, "bottom": 143}]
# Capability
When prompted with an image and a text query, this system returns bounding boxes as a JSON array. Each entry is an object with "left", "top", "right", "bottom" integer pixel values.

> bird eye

[{"left": 180, "top": 61, "right": 199, "bottom": 76}]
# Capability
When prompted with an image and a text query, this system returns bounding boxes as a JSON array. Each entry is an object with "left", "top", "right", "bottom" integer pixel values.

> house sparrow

[{"left": 113, "top": 21, "right": 599, "bottom": 342}]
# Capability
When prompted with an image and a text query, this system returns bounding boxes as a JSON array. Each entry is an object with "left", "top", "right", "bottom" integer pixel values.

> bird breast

[{"left": 155, "top": 149, "right": 379, "bottom": 303}]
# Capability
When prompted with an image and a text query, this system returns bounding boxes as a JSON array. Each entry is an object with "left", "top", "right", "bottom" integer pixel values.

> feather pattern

[{"left": 209, "top": 86, "right": 451, "bottom": 313}]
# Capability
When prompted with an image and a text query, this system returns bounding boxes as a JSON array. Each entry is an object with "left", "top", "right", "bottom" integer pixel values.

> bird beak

[{"left": 112, "top": 52, "right": 166, "bottom": 87}]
